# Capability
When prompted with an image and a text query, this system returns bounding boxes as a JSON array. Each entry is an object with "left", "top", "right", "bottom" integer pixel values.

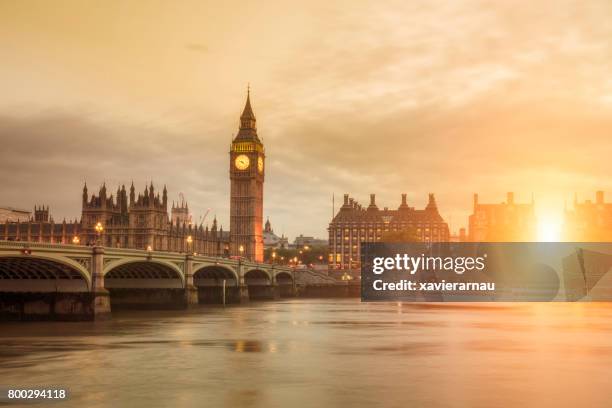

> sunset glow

[{"left": 537, "top": 208, "right": 564, "bottom": 242}]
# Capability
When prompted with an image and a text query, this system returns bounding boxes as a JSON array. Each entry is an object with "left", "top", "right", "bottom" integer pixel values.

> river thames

[{"left": 1, "top": 299, "right": 611, "bottom": 407}]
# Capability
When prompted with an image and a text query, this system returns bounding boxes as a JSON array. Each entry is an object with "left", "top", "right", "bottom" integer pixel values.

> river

[{"left": 1, "top": 299, "right": 611, "bottom": 407}]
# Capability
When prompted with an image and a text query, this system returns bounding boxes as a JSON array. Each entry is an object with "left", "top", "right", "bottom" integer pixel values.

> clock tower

[{"left": 229, "top": 89, "right": 265, "bottom": 262}]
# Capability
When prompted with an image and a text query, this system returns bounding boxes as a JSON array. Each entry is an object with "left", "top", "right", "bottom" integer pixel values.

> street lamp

[
  {"left": 272, "top": 251, "right": 277, "bottom": 264},
  {"left": 94, "top": 222, "right": 104, "bottom": 246},
  {"left": 186, "top": 235, "right": 193, "bottom": 254},
  {"left": 239, "top": 245, "right": 244, "bottom": 258},
  {"left": 72, "top": 236, "right": 80, "bottom": 245}
]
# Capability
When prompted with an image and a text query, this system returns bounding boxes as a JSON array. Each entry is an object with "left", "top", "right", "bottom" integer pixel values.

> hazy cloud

[{"left": 1, "top": 0, "right": 612, "bottom": 238}]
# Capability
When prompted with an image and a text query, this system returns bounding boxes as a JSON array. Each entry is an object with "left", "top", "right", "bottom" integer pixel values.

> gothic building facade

[
  {"left": 328, "top": 193, "right": 450, "bottom": 274},
  {"left": 229, "top": 89, "right": 265, "bottom": 262},
  {"left": 80, "top": 182, "right": 229, "bottom": 254},
  {"left": 1, "top": 183, "right": 229, "bottom": 256},
  {"left": 0, "top": 92, "right": 267, "bottom": 260}
]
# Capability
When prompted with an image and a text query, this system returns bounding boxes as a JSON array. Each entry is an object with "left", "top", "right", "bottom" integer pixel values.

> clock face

[
  {"left": 257, "top": 156, "right": 264, "bottom": 173},
  {"left": 235, "top": 154, "right": 250, "bottom": 170}
]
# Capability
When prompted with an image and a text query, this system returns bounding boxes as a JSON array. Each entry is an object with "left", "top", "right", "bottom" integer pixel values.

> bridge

[{"left": 0, "top": 240, "right": 339, "bottom": 320}]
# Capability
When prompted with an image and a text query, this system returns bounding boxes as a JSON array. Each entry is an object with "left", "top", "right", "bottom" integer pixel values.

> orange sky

[{"left": 1, "top": 0, "right": 611, "bottom": 239}]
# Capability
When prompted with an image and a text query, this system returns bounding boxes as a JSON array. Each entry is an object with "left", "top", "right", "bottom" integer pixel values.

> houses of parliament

[{"left": 0, "top": 91, "right": 266, "bottom": 262}]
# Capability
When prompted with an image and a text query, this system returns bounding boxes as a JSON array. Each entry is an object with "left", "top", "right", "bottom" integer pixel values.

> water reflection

[{"left": 1, "top": 300, "right": 612, "bottom": 407}]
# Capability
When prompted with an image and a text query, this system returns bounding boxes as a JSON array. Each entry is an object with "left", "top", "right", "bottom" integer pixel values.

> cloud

[
  {"left": 185, "top": 43, "right": 209, "bottom": 54},
  {"left": 1, "top": 0, "right": 612, "bottom": 238}
]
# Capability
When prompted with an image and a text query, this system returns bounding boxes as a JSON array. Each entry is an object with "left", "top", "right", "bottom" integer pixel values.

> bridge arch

[
  {"left": 274, "top": 271, "right": 294, "bottom": 284},
  {"left": 103, "top": 259, "right": 185, "bottom": 289},
  {"left": 0, "top": 254, "right": 91, "bottom": 292},
  {"left": 193, "top": 264, "right": 238, "bottom": 287},
  {"left": 244, "top": 268, "right": 272, "bottom": 286}
]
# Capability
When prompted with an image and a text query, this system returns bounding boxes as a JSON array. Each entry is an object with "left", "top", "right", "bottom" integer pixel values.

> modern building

[
  {"left": 293, "top": 234, "right": 327, "bottom": 249},
  {"left": 328, "top": 193, "right": 450, "bottom": 275},
  {"left": 564, "top": 191, "right": 612, "bottom": 241},
  {"left": 229, "top": 89, "right": 265, "bottom": 262},
  {"left": 263, "top": 218, "right": 289, "bottom": 249},
  {"left": 468, "top": 192, "right": 536, "bottom": 242}
]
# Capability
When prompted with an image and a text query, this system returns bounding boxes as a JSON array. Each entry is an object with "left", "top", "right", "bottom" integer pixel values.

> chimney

[
  {"left": 343, "top": 194, "right": 349, "bottom": 206},
  {"left": 596, "top": 191, "right": 604, "bottom": 204},
  {"left": 426, "top": 193, "right": 438, "bottom": 211},
  {"left": 367, "top": 194, "right": 378, "bottom": 210},
  {"left": 507, "top": 192, "right": 514, "bottom": 205},
  {"left": 473, "top": 193, "right": 478, "bottom": 210},
  {"left": 399, "top": 193, "right": 409, "bottom": 210}
]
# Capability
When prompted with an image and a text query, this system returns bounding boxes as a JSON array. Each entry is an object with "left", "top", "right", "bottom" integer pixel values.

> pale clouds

[{"left": 1, "top": 0, "right": 611, "bottom": 238}]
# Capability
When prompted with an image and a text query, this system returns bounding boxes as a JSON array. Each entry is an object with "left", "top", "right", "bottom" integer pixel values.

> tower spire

[{"left": 236, "top": 85, "right": 258, "bottom": 140}]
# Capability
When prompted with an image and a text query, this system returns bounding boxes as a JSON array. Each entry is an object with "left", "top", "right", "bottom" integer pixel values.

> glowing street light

[
  {"left": 72, "top": 236, "right": 80, "bottom": 245},
  {"left": 239, "top": 244, "right": 244, "bottom": 258},
  {"left": 94, "top": 222, "right": 104, "bottom": 246},
  {"left": 272, "top": 251, "right": 277, "bottom": 264},
  {"left": 186, "top": 235, "right": 193, "bottom": 244},
  {"left": 146, "top": 245, "right": 153, "bottom": 252}
]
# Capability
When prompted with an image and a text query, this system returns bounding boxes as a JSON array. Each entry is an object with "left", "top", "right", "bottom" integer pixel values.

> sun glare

[{"left": 537, "top": 211, "right": 563, "bottom": 242}]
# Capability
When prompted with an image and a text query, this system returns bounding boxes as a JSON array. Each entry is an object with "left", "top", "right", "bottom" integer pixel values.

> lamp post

[
  {"left": 72, "top": 235, "right": 80, "bottom": 245},
  {"left": 272, "top": 251, "right": 277, "bottom": 264},
  {"left": 94, "top": 222, "right": 104, "bottom": 246},
  {"left": 239, "top": 244, "right": 244, "bottom": 259},
  {"left": 186, "top": 235, "right": 193, "bottom": 254}
]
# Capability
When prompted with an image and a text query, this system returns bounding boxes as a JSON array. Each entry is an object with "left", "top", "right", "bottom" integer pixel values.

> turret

[
  {"left": 82, "top": 183, "right": 88, "bottom": 206},
  {"left": 264, "top": 217, "right": 272, "bottom": 233},
  {"left": 426, "top": 193, "right": 438, "bottom": 212},
  {"left": 130, "top": 182, "right": 135, "bottom": 206}
]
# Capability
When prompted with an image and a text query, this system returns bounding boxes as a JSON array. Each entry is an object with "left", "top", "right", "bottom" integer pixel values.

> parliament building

[
  {"left": 328, "top": 193, "right": 450, "bottom": 275},
  {"left": 0, "top": 91, "right": 267, "bottom": 261}
]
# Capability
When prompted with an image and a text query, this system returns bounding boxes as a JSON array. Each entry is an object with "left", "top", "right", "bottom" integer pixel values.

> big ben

[{"left": 229, "top": 88, "right": 265, "bottom": 262}]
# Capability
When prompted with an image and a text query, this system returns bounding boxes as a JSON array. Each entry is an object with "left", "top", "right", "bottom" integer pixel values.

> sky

[{"left": 1, "top": 0, "right": 612, "bottom": 239}]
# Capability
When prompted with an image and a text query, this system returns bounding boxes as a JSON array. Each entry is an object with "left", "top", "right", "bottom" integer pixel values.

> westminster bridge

[{"left": 0, "top": 240, "right": 342, "bottom": 320}]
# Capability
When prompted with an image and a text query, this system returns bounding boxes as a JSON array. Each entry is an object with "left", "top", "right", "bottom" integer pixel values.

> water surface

[{"left": 1, "top": 299, "right": 612, "bottom": 407}]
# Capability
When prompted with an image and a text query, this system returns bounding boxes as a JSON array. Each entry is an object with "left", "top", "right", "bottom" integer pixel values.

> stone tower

[{"left": 229, "top": 88, "right": 265, "bottom": 262}]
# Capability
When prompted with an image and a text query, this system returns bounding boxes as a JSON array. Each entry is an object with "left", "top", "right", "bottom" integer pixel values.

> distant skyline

[{"left": 1, "top": 1, "right": 612, "bottom": 239}]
